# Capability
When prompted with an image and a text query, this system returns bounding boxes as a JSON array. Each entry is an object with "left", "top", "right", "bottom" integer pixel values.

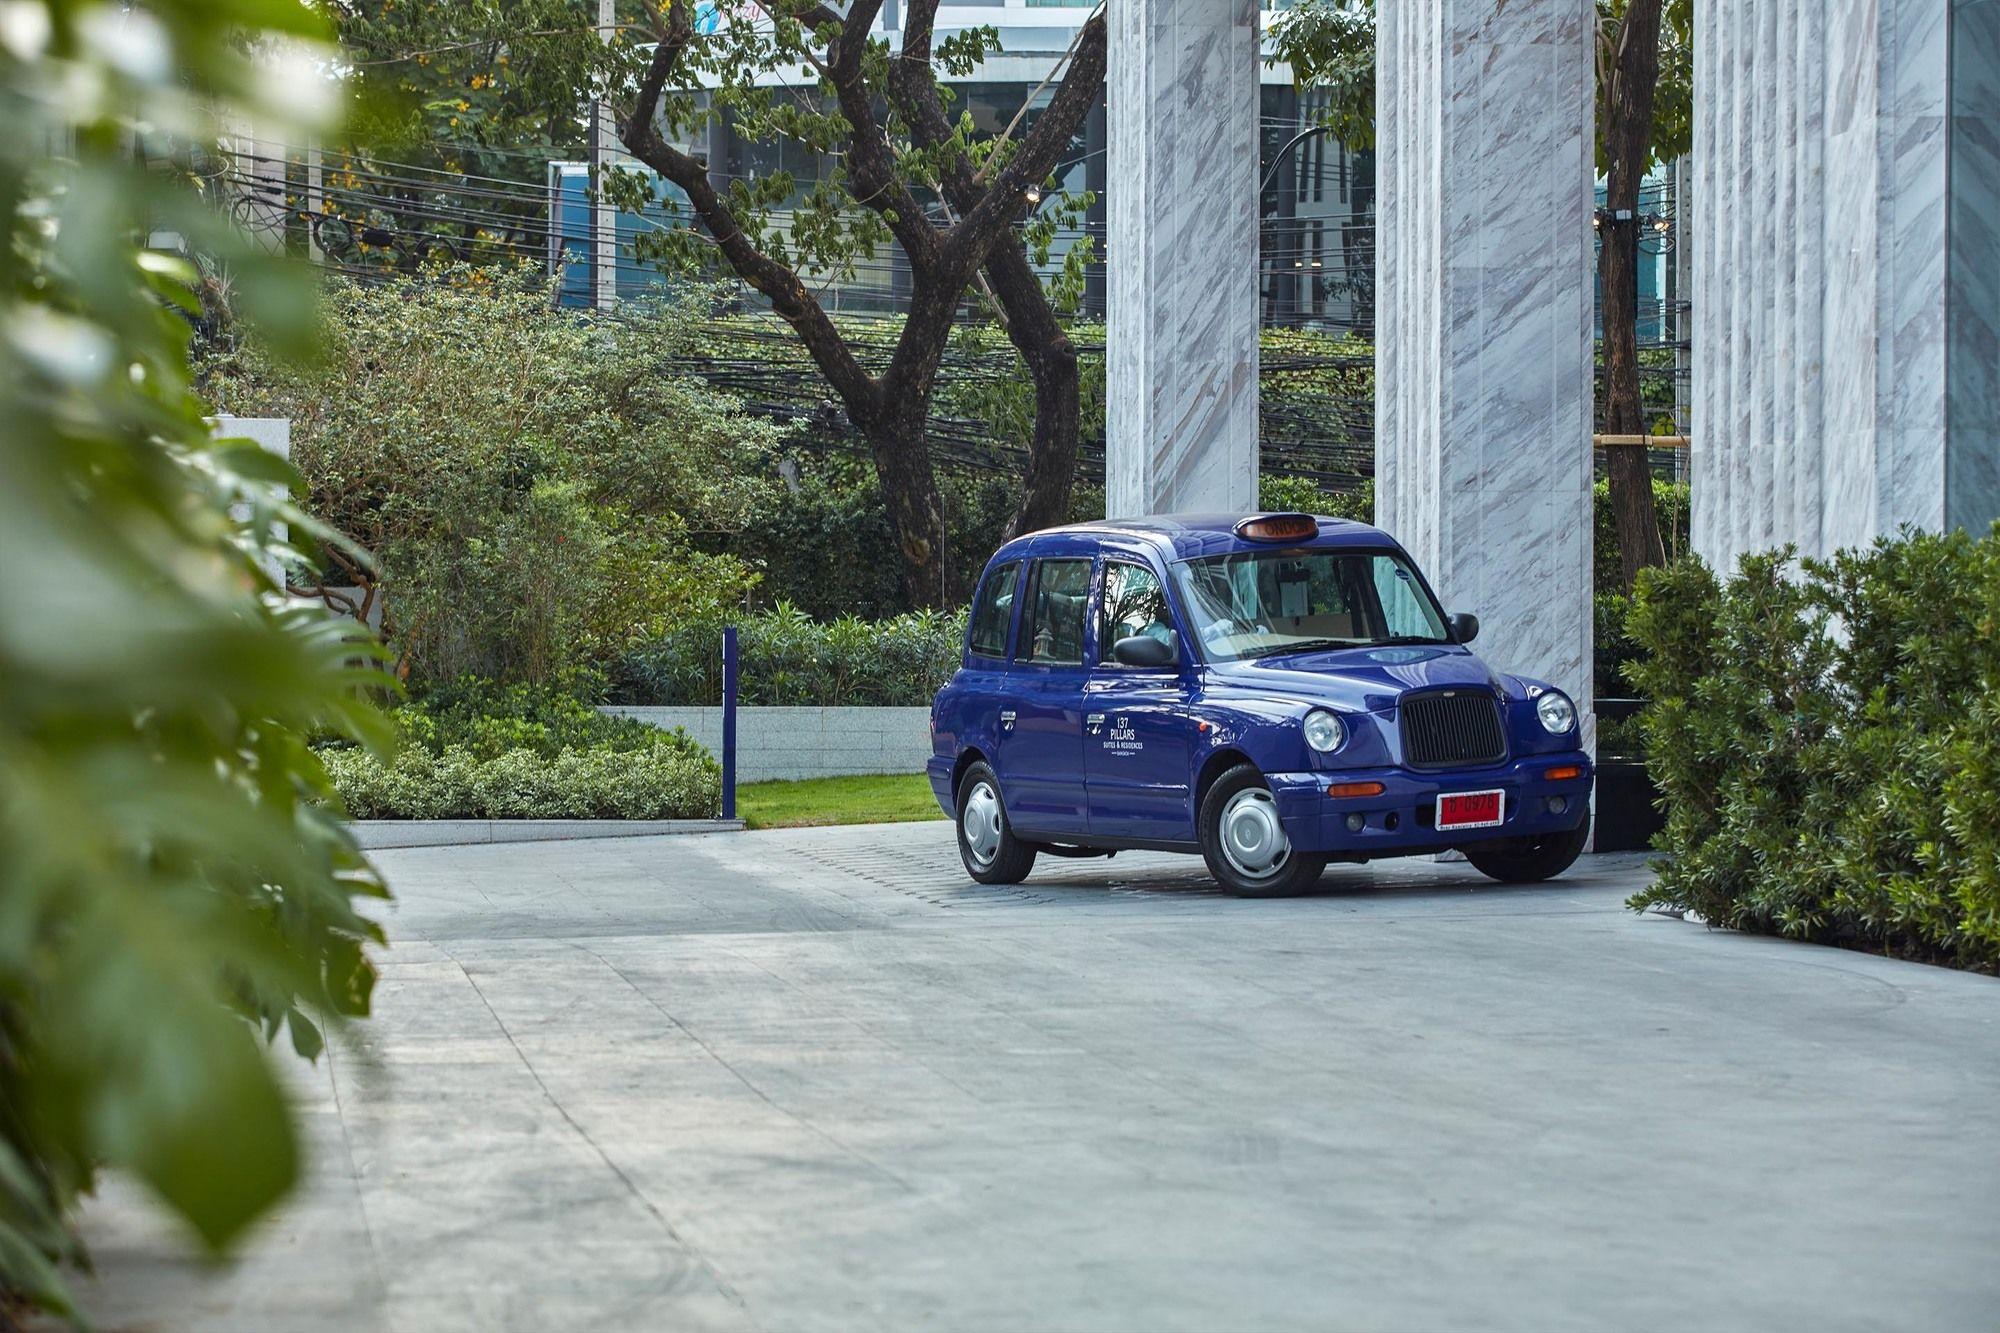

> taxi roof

[{"left": 994, "top": 513, "right": 1400, "bottom": 564}]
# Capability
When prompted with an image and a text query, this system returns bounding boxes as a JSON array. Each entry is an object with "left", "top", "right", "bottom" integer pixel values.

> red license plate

[{"left": 1437, "top": 789, "right": 1505, "bottom": 831}]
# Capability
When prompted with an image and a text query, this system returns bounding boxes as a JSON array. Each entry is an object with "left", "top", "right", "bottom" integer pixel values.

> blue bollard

[{"left": 721, "top": 626, "right": 738, "bottom": 821}]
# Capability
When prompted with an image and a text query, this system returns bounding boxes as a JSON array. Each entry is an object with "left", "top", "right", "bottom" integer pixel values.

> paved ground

[{"left": 64, "top": 825, "right": 2000, "bottom": 1331}]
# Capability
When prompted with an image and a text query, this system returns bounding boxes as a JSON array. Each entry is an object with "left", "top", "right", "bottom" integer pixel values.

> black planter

[
  {"left": 1592, "top": 698, "right": 1662, "bottom": 853},
  {"left": 1594, "top": 759, "right": 1662, "bottom": 852}
]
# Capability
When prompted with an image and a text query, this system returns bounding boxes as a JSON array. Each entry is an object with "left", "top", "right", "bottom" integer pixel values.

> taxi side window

[
  {"left": 1018, "top": 558, "right": 1092, "bottom": 665},
  {"left": 1098, "top": 560, "right": 1172, "bottom": 664},
  {"left": 968, "top": 560, "right": 1022, "bottom": 659}
]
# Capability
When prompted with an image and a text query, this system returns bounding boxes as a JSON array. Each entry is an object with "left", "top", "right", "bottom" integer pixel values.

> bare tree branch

[
  {"left": 819, "top": 0, "right": 943, "bottom": 270},
  {"left": 972, "top": 4, "right": 1103, "bottom": 185},
  {"left": 619, "top": 4, "right": 878, "bottom": 410},
  {"left": 952, "top": 11, "right": 1105, "bottom": 243}
]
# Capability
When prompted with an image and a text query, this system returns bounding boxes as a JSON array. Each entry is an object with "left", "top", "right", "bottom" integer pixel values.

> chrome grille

[{"left": 1400, "top": 690, "right": 1507, "bottom": 768}]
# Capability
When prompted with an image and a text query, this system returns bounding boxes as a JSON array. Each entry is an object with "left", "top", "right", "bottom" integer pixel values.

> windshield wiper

[
  {"left": 1245, "top": 638, "right": 1358, "bottom": 660},
  {"left": 1246, "top": 634, "right": 1449, "bottom": 660}
]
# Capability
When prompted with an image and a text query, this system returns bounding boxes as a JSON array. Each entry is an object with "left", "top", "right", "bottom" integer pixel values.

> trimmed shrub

[
  {"left": 1626, "top": 526, "right": 2000, "bottom": 971},
  {"left": 615, "top": 603, "right": 969, "bottom": 706},
  {"left": 320, "top": 684, "right": 720, "bottom": 820}
]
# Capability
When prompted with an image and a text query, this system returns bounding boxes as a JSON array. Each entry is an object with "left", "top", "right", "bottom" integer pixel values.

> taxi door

[
  {"left": 1082, "top": 555, "right": 1195, "bottom": 842},
  {"left": 996, "top": 555, "right": 1092, "bottom": 836}
]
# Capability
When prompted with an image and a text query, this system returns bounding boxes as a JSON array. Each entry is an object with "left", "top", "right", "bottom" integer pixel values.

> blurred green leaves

[{"left": 2, "top": 0, "right": 392, "bottom": 1318}]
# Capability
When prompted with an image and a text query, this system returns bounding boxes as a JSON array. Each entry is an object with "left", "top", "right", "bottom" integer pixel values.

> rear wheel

[
  {"left": 955, "top": 762, "right": 1037, "bottom": 885},
  {"left": 1198, "top": 764, "right": 1327, "bottom": 898},
  {"left": 1463, "top": 807, "right": 1590, "bottom": 883}
]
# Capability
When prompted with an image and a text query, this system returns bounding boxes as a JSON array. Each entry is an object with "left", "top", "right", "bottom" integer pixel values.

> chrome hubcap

[
  {"left": 1219, "top": 787, "right": 1290, "bottom": 880},
  {"left": 962, "top": 780, "right": 1004, "bottom": 867}
]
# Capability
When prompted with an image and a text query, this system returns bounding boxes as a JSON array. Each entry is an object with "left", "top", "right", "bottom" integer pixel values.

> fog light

[
  {"left": 1547, "top": 795, "right": 1569, "bottom": 815},
  {"left": 1345, "top": 812, "right": 1366, "bottom": 832}
]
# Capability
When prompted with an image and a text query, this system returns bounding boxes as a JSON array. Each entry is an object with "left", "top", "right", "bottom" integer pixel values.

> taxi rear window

[
  {"left": 1018, "top": 558, "right": 1092, "bottom": 665},
  {"left": 968, "top": 561, "right": 1022, "bottom": 658}
]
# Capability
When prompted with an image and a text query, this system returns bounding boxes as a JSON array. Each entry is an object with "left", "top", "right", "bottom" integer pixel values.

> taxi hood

[{"left": 1202, "top": 643, "right": 1507, "bottom": 713}]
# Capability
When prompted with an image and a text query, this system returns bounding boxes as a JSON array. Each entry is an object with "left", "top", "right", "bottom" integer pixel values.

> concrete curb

[{"left": 350, "top": 819, "right": 744, "bottom": 849}]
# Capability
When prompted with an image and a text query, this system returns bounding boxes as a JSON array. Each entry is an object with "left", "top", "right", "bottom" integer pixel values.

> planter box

[
  {"left": 351, "top": 818, "right": 743, "bottom": 850},
  {"left": 603, "top": 705, "right": 931, "bottom": 783},
  {"left": 1593, "top": 759, "right": 1663, "bottom": 853}
]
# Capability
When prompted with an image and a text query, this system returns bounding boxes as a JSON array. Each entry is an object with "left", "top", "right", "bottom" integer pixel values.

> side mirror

[
  {"left": 1448, "top": 612, "right": 1480, "bottom": 644},
  {"left": 1112, "top": 632, "right": 1178, "bottom": 668}
]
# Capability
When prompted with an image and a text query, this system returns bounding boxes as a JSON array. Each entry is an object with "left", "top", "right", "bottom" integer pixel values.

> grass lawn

[{"left": 736, "top": 773, "right": 947, "bottom": 830}]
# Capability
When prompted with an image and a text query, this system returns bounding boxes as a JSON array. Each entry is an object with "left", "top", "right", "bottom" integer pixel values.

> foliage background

[{"left": 197, "top": 272, "right": 785, "bottom": 687}]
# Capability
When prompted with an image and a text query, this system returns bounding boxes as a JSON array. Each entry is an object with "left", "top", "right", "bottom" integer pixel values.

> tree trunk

[
  {"left": 983, "top": 242, "right": 1081, "bottom": 541},
  {"left": 854, "top": 403, "right": 948, "bottom": 609},
  {"left": 1599, "top": 216, "right": 1665, "bottom": 592},
  {"left": 1600, "top": 0, "right": 1669, "bottom": 593}
]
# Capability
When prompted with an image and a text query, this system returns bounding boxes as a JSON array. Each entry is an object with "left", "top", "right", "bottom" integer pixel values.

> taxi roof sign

[{"left": 1232, "top": 513, "right": 1320, "bottom": 543}]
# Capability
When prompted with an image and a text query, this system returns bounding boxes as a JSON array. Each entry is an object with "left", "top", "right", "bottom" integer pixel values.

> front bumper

[{"left": 1267, "top": 753, "right": 1594, "bottom": 856}]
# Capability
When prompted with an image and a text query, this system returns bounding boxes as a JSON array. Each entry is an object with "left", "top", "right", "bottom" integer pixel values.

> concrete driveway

[{"left": 66, "top": 825, "right": 2000, "bottom": 1331}]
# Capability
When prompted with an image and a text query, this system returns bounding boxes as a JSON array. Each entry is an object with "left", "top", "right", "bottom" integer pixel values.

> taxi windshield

[{"left": 1173, "top": 548, "right": 1450, "bottom": 662}]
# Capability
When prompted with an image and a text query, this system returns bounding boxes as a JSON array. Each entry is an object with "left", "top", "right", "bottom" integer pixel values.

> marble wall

[
  {"left": 1950, "top": 0, "right": 2000, "bottom": 533},
  {"left": 1376, "top": 0, "right": 1597, "bottom": 736},
  {"left": 1104, "top": 0, "right": 1261, "bottom": 518},
  {"left": 1693, "top": 0, "right": 2000, "bottom": 568}
]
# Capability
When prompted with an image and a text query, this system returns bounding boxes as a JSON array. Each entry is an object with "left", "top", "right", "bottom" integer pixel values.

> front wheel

[
  {"left": 1462, "top": 807, "right": 1590, "bottom": 883},
  {"left": 955, "top": 762, "right": 1037, "bottom": 885},
  {"left": 1198, "top": 764, "right": 1327, "bottom": 898}
]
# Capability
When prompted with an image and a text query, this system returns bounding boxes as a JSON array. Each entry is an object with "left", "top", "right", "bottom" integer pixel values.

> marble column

[
  {"left": 1376, "top": 0, "right": 1597, "bottom": 739},
  {"left": 1692, "top": 0, "right": 2000, "bottom": 568},
  {"left": 1105, "top": 0, "right": 1261, "bottom": 518}
]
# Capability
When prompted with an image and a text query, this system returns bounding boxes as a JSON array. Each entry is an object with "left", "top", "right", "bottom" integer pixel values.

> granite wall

[
  {"left": 1692, "top": 0, "right": 2000, "bottom": 567},
  {"left": 1375, "top": 0, "right": 1598, "bottom": 740},
  {"left": 603, "top": 706, "right": 933, "bottom": 784},
  {"left": 1103, "top": 0, "right": 1261, "bottom": 518}
]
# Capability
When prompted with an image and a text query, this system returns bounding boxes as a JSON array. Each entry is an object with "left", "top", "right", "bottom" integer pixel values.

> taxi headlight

[
  {"left": 1536, "top": 691, "right": 1577, "bottom": 735},
  {"left": 1303, "top": 709, "right": 1345, "bottom": 753}
]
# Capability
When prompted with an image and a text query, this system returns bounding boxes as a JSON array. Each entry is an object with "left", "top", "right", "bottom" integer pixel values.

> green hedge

[
  {"left": 615, "top": 604, "right": 968, "bottom": 706},
  {"left": 320, "top": 683, "right": 720, "bottom": 820},
  {"left": 1626, "top": 527, "right": 2000, "bottom": 971},
  {"left": 1595, "top": 478, "right": 1692, "bottom": 590}
]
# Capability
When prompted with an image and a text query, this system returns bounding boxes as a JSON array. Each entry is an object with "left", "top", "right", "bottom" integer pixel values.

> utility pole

[
  {"left": 1671, "top": 154, "right": 1691, "bottom": 485},
  {"left": 306, "top": 138, "right": 323, "bottom": 264},
  {"left": 591, "top": 0, "right": 616, "bottom": 311}
]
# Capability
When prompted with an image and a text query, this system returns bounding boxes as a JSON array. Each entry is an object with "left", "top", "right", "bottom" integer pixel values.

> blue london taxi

[{"left": 927, "top": 513, "right": 1594, "bottom": 896}]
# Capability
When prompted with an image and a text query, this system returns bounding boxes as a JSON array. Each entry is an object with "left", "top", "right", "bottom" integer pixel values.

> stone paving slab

[{"left": 57, "top": 828, "right": 2000, "bottom": 1332}]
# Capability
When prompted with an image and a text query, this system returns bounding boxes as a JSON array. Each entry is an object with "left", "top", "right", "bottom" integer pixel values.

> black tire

[
  {"left": 955, "top": 761, "right": 1038, "bottom": 885},
  {"left": 1198, "top": 763, "right": 1327, "bottom": 897},
  {"left": 1462, "top": 805, "right": 1591, "bottom": 883}
]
